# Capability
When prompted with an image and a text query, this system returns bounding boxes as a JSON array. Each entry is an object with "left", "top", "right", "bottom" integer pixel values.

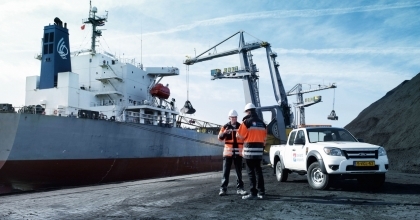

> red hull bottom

[{"left": 0, "top": 156, "right": 223, "bottom": 191}]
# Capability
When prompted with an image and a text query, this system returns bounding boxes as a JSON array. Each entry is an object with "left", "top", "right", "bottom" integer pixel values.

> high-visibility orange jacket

[
  {"left": 237, "top": 112, "right": 267, "bottom": 159},
  {"left": 218, "top": 122, "right": 244, "bottom": 157}
]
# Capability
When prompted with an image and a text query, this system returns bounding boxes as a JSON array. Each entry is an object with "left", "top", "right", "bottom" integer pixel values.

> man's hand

[{"left": 224, "top": 129, "right": 232, "bottom": 134}]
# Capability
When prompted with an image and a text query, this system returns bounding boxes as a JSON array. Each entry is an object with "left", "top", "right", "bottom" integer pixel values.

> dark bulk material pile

[{"left": 345, "top": 73, "right": 420, "bottom": 174}]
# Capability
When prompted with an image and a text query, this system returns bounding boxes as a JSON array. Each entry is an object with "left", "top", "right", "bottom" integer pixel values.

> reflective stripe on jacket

[
  {"left": 237, "top": 113, "right": 267, "bottom": 159},
  {"left": 218, "top": 122, "right": 243, "bottom": 157}
]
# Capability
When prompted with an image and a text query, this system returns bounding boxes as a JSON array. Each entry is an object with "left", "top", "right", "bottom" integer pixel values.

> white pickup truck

[{"left": 269, "top": 126, "right": 389, "bottom": 190}]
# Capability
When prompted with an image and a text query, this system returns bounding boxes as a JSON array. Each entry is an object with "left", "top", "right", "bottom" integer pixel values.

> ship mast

[{"left": 83, "top": 1, "right": 108, "bottom": 54}]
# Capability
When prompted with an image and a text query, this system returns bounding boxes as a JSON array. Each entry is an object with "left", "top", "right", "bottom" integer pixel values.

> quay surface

[{"left": 1, "top": 166, "right": 419, "bottom": 219}]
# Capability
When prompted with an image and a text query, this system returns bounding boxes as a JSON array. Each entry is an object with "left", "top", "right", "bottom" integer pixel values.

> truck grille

[{"left": 342, "top": 149, "right": 378, "bottom": 159}]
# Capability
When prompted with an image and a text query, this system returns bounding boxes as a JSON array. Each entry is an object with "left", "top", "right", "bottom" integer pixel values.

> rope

[
  {"left": 75, "top": 30, "right": 90, "bottom": 53},
  {"left": 243, "top": 31, "right": 264, "bottom": 43},
  {"left": 101, "top": 36, "right": 113, "bottom": 54}
]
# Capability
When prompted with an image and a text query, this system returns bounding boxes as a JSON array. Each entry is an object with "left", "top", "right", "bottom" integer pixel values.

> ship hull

[{"left": 0, "top": 113, "right": 223, "bottom": 191}]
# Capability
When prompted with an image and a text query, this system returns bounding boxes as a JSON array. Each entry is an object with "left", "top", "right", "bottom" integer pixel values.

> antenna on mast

[
  {"left": 82, "top": 1, "right": 108, "bottom": 54},
  {"left": 140, "top": 17, "right": 143, "bottom": 70}
]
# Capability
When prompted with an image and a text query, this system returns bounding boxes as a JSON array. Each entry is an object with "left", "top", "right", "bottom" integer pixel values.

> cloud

[
  {"left": 273, "top": 47, "right": 420, "bottom": 55},
  {"left": 1, "top": 1, "right": 418, "bottom": 128},
  {"left": 137, "top": 2, "right": 420, "bottom": 36}
]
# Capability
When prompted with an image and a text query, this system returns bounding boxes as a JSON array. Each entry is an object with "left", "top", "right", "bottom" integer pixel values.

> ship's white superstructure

[
  {"left": 25, "top": 5, "right": 180, "bottom": 127},
  {"left": 26, "top": 52, "right": 179, "bottom": 126}
]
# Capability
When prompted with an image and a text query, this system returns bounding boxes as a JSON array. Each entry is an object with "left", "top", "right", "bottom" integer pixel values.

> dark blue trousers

[
  {"left": 220, "top": 156, "right": 244, "bottom": 191},
  {"left": 245, "top": 158, "right": 265, "bottom": 196}
]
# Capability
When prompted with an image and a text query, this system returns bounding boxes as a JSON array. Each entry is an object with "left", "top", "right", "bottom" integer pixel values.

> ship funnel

[
  {"left": 39, "top": 18, "right": 72, "bottom": 89},
  {"left": 54, "top": 17, "right": 63, "bottom": 27}
]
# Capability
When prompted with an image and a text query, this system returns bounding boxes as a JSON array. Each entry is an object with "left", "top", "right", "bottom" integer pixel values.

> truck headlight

[
  {"left": 323, "top": 147, "right": 342, "bottom": 156},
  {"left": 378, "top": 147, "right": 387, "bottom": 156}
]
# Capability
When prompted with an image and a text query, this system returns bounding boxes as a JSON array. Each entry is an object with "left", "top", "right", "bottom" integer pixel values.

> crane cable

[
  {"left": 186, "top": 65, "right": 189, "bottom": 100},
  {"left": 332, "top": 88, "right": 336, "bottom": 110}
]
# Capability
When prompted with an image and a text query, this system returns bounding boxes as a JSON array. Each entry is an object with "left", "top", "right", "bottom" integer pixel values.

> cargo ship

[{"left": 0, "top": 4, "right": 223, "bottom": 192}]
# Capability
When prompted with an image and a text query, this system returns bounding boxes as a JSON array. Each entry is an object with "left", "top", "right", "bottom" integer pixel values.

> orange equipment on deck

[{"left": 150, "top": 83, "right": 170, "bottom": 99}]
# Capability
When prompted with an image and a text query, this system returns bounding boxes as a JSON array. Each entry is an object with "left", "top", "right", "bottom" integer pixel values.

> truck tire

[
  {"left": 275, "top": 160, "right": 288, "bottom": 182},
  {"left": 267, "top": 120, "right": 280, "bottom": 139},
  {"left": 307, "top": 162, "right": 331, "bottom": 190}
]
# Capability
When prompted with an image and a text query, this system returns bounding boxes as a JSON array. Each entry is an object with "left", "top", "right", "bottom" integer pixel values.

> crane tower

[{"left": 287, "top": 83, "right": 337, "bottom": 127}]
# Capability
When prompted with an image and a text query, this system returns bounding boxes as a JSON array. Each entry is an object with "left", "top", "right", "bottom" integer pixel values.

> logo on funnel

[{"left": 57, "top": 38, "right": 69, "bottom": 59}]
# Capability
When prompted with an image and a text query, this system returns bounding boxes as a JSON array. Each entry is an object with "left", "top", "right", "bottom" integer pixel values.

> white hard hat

[
  {"left": 228, "top": 109, "right": 238, "bottom": 117},
  {"left": 244, "top": 103, "right": 256, "bottom": 112}
]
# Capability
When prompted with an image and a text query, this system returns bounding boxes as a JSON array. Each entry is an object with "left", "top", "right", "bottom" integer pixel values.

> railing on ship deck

[{"left": 125, "top": 110, "right": 176, "bottom": 127}]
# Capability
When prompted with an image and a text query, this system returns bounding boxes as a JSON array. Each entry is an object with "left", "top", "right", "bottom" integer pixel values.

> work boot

[
  {"left": 257, "top": 191, "right": 265, "bottom": 199},
  {"left": 219, "top": 190, "right": 227, "bottom": 196},
  {"left": 242, "top": 194, "right": 258, "bottom": 200},
  {"left": 236, "top": 189, "right": 247, "bottom": 195}
]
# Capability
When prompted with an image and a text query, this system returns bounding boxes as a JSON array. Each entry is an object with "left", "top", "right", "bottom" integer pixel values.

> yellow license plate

[{"left": 354, "top": 161, "right": 375, "bottom": 166}]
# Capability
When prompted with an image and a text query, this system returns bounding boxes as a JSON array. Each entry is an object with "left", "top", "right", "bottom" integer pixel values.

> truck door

[
  {"left": 284, "top": 131, "right": 298, "bottom": 169},
  {"left": 293, "top": 130, "right": 307, "bottom": 171}
]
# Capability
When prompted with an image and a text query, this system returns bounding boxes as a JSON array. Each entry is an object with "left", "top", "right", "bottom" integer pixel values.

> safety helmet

[
  {"left": 244, "top": 103, "right": 256, "bottom": 112},
  {"left": 228, "top": 109, "right": 238, "bottom": 117}
]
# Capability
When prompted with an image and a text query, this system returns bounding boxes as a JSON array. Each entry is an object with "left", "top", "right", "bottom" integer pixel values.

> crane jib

[{"left": 184, "top": 31, "right": 293, "bottom": 139}]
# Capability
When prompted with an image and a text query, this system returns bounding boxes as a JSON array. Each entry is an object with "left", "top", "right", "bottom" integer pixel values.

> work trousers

[
  {"left": 245, "top": 158, "right": 265, "bottom": 196},
  {"left": 220, "top": 156, "right": 244, "bottom": 191}
]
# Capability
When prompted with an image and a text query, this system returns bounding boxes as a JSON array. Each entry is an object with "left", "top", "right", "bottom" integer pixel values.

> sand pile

[{"left": 345, "top": 73, "right": 420, "bottom": 173}]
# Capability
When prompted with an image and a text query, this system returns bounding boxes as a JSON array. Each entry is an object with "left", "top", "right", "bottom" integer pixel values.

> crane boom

[
  {"left": 183, "top": 31, "right": 292, "bottom": 143},
  {"left": 184, "top": 31, "right": 264, "bottom": 65},
  {"left": 184, "top": 31, "right": 265, "bottom": 109},
  {"left": 265, "top": 46, "right": 291, "bottom": 126},
  {"left": 287, "top": 83, "right": 337, "bottom": 126},
  {"left": 287, "top": 83, "right": 336, "bottom": 96}
]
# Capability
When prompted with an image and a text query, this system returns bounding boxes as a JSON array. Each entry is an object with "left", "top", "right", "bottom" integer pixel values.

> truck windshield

[{"left": 307, "top": 128, "right": 357, "bottom": 143}]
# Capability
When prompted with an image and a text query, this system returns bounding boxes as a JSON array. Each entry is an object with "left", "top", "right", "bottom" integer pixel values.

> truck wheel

[
  {"left": 307, "top": 162, "right": 330, "bottom": 190},
  {"left": 267, "top": 120, "right": 280, "bottom": 139},
  {"left": 275, "top": 161, "right": 288, "bottom": 182}
]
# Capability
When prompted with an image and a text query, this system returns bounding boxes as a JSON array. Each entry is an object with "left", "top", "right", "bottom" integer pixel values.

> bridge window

[
  {"left": 44, "top": 33, "right": 49, "bottom": 43},
  {"left": 43, "top": 45, "right": 48, "bottom": 54},
  {"left": 48, "top": 44, "right": 53, "bottom": 54},
  {"left": 49, "top": 32, "right": 54, "bottom": 42}
]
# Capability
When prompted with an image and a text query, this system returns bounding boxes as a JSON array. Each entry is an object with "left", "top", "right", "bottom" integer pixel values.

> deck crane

[
  {"left": 183, "top": 31, "right": 292, "bottom": 143},
  {"left": 287, "top": 83, "right": 337, "bottom": 127}
]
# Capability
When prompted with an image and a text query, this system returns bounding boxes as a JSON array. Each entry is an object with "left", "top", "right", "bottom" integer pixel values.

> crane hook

[{"left": 328, "top": 88, "right": 338, "bottom": 120}]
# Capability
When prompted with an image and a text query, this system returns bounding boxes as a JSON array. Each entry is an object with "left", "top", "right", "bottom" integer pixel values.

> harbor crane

[
  {"left": 183, "top": 31, "right": 292, "bottom": 143},
  {"left": 287, "top": 83, "right": 337, "bottom": 127}
]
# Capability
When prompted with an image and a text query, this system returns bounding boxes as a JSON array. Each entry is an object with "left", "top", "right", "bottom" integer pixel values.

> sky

[{"left": 0, "top": 0, "right": 419, "bottom": 128}]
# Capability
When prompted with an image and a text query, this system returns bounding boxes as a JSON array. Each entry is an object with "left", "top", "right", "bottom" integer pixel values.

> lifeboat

[{"left": 150, "top": 83, "right": 170, "bottom": 99}]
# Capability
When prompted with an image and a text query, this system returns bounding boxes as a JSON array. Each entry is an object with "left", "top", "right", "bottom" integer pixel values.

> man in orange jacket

[
  {"left": 237, "top": 103, "right": 267, "bottom": 200},
  {"left": 218, "top": 109, "right": 247, "bottom": 196}
]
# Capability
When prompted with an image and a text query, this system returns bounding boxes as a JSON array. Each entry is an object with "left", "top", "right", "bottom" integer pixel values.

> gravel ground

[{"left": 0, "top": 165, "right": 419, "bottom": 219}]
